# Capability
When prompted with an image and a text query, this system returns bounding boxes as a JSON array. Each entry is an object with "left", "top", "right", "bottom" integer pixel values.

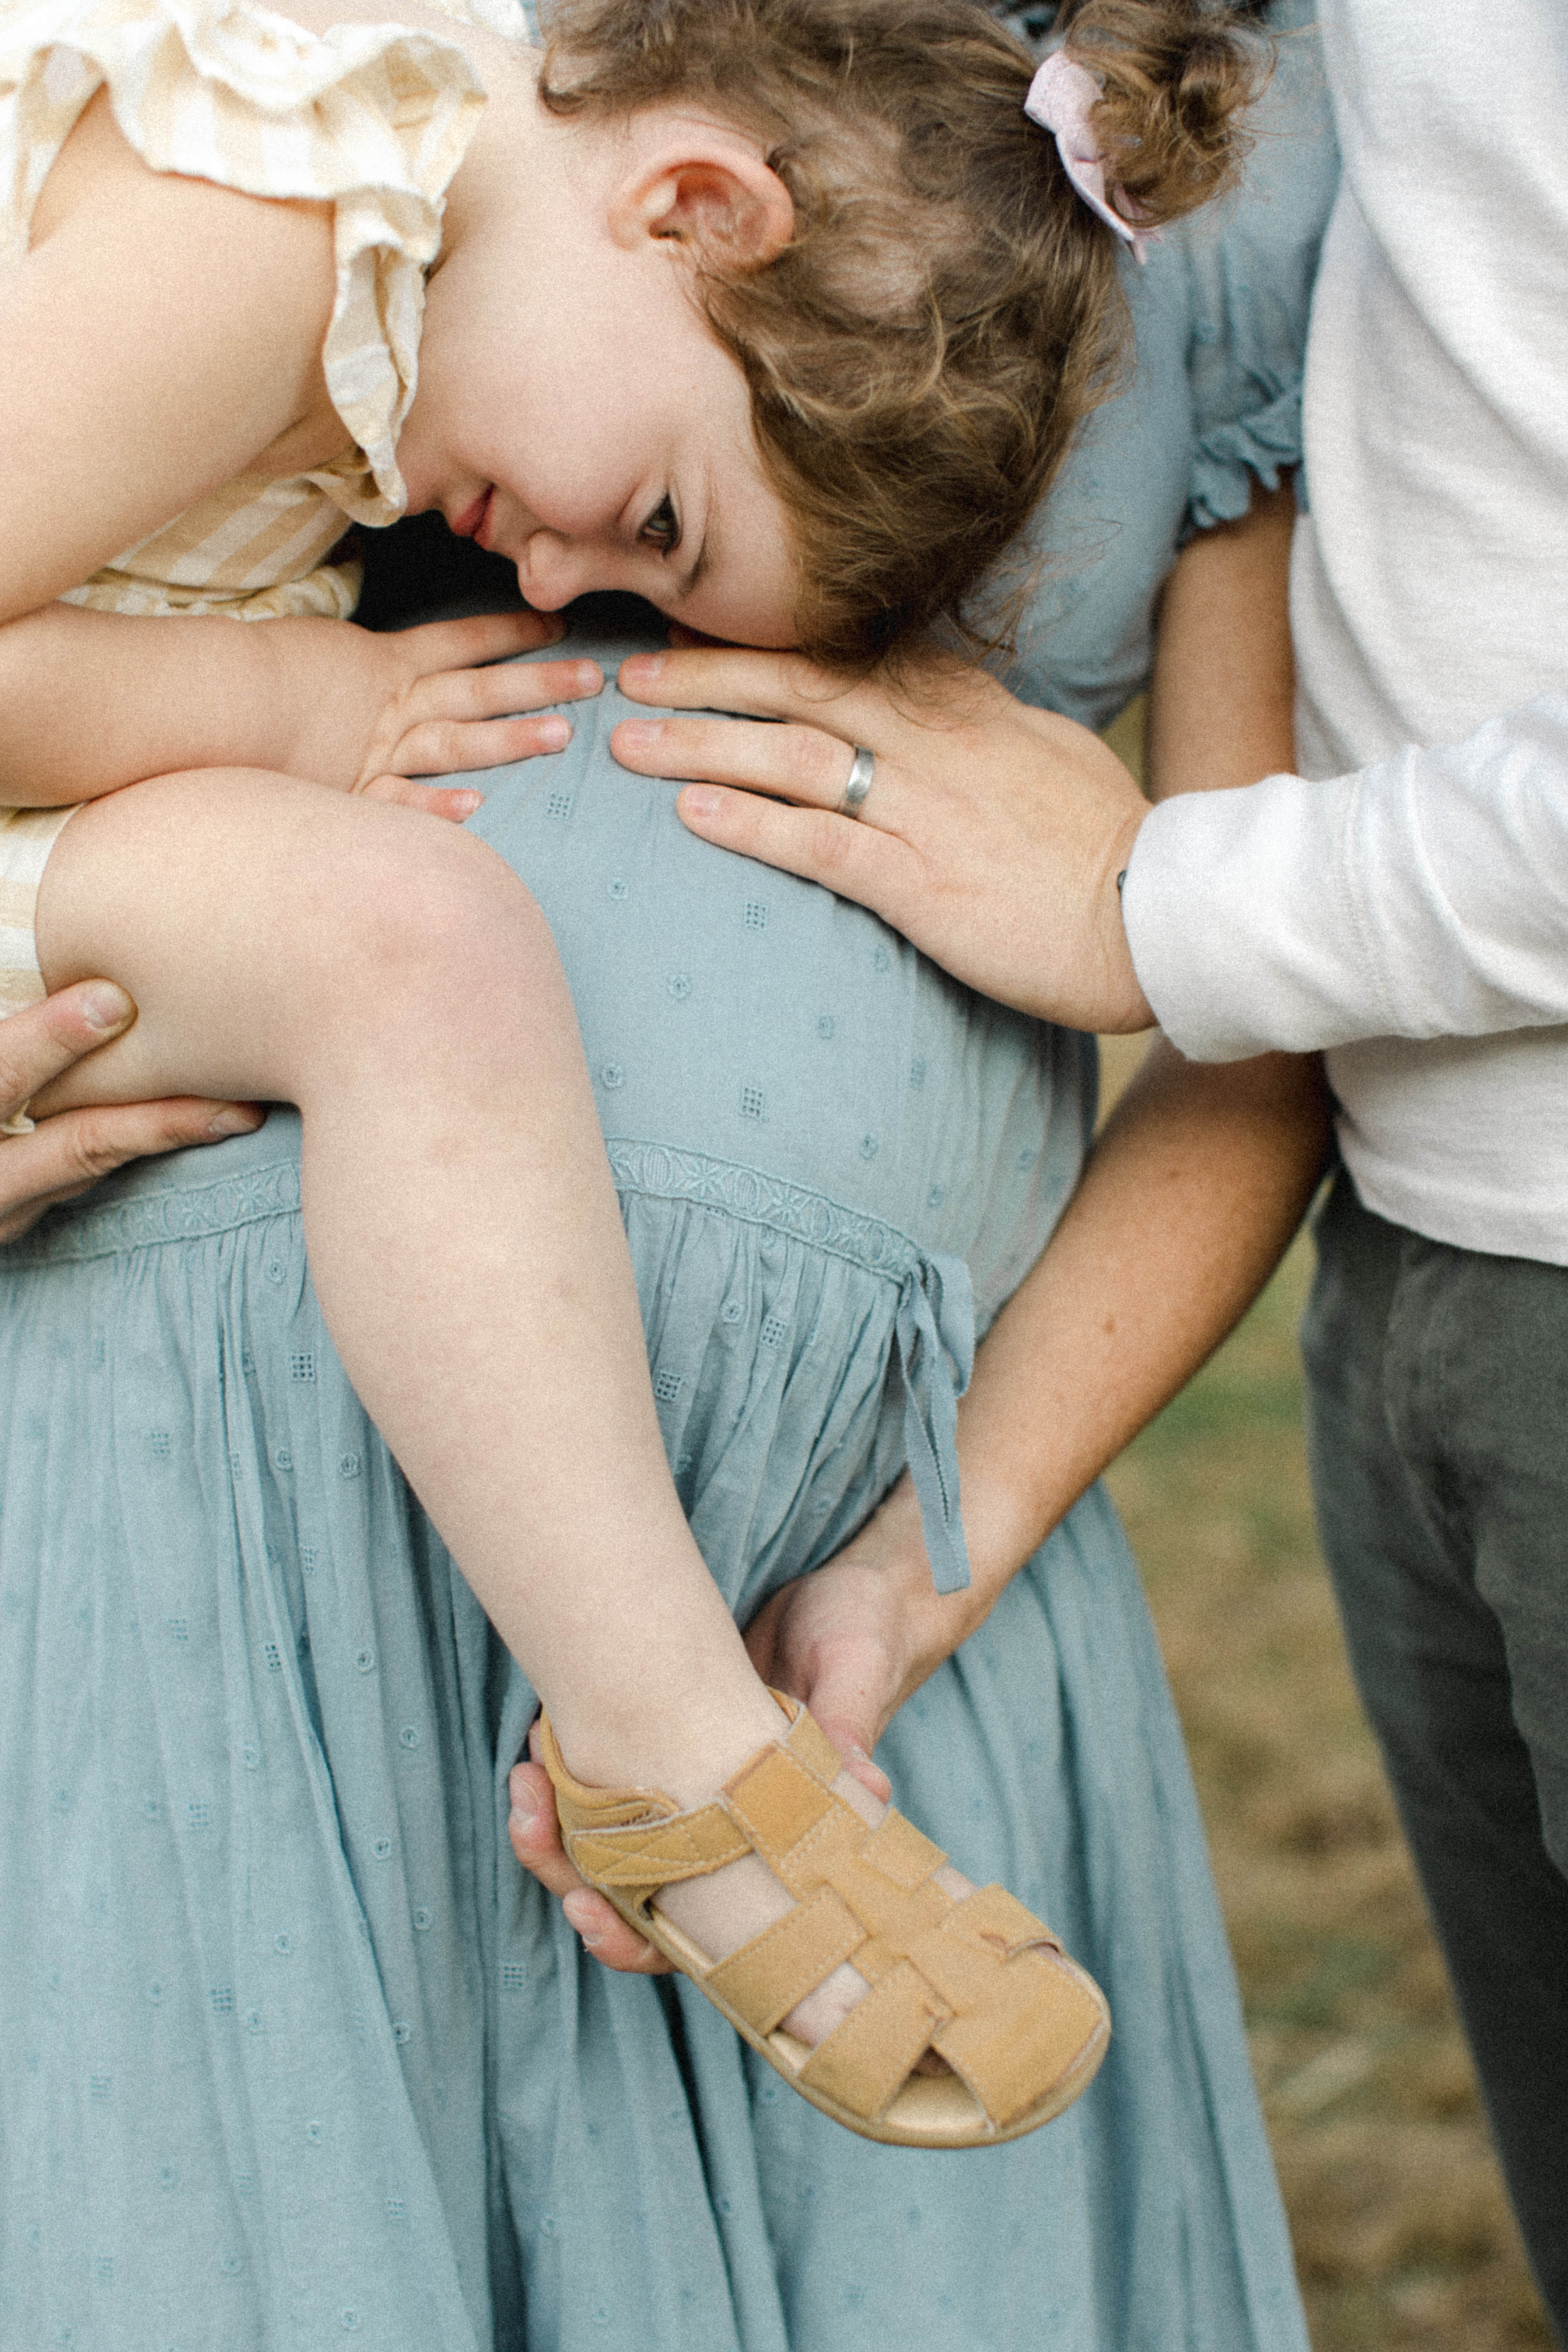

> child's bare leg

[{"left": 34, "top": 770, "right": 890, "bottom": 2032}]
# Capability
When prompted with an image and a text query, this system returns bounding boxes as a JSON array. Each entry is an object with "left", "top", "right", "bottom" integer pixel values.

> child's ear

[{"left": 611, "top": 140, "right": 793, "bottom": 269}]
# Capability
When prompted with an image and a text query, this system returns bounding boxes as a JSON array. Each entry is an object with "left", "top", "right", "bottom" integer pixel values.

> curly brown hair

[{"left": 541, "top": 0, "right": 1263, "bottom": 667}]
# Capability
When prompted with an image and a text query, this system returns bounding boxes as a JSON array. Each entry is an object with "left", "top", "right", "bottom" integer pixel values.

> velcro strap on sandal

[
  {"left": 564, "top": 1803, "right": 752, "bottom": 1899},
  {"left": 704, "top": 1886, "right": 864, "bottom": 2034},
  {"left": 799, "top": 1960, "right": 951, "bottom": 2122},
  {"left": 782, "top": 1704, "right": 847, "bottom": 1783}
]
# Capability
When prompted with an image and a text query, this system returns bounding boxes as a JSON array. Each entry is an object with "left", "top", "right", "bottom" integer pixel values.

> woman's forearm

[
  {"left": 948, "top": 1041, "right": 1329, "bottom": 1615},
  {"left": 948, "top": 477, "right": 1320, "bottom": 1614}
]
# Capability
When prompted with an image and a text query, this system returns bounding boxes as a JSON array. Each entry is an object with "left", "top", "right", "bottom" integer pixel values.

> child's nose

[{"left": 517, "top": 531, "right": 606, "bottom": 611}]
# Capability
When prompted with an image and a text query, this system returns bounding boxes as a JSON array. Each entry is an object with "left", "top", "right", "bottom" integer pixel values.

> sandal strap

[
  {"left": 704, "top": 1886, "right": 864, "bottom": 2033},
  {"left": 798, "top": 1960, "right": 950, "bottom": 2120},
  {"left": 932, "top": 1964, "right": 1103, "bottom": 2129}
]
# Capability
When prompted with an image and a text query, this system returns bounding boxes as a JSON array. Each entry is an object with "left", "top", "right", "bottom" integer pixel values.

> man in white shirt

[
  {"left": 1125, "top": 11, "right": 1568, "bottom": 2316},
  {"left": 606, "top": 0, "right": 1568, "bottom": 2325}
]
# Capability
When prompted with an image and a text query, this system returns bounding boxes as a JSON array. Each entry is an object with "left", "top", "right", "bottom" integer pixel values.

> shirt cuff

[{"left": 1120, "top": 771, "right": 1381, "bottom": 1061}]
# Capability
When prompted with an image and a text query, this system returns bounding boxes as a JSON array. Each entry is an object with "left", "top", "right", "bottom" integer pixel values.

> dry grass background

[{"left": 1094, "top": 1025, "right": 1553, "bottom": 2352}]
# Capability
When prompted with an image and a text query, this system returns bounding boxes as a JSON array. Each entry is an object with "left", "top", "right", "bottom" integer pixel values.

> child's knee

[{"left": 323, "top": 809, "right": 557, "bottom": 1009}]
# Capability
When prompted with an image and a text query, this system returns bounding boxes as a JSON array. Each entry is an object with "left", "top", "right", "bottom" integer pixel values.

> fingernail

[
  {"left": 537, "top": 718, "right": 570, "bottom": 751},
  {"left": 451, "top": 790, "right": 483, "bottom": 813},
  {"left": 680, "top": 786, "right": 721, "bottom": 819},
  {"left": 571, "top": 663, "right": 603, "bottom": 693},
  {"left": 621, "top": 654, "right": 665, "bottom": 684},
  {"left": 208, "top": 1105, "right": 263, "bottom": 1138},
  {"left": 616, "top": 721, "right": 660, "bottom": 752},
  {"left": 79, "top": 981, "right": 134, "bottom": 1035},
  {"left": 509, "top": 1780, "right": 541, "bottom": 1829}
]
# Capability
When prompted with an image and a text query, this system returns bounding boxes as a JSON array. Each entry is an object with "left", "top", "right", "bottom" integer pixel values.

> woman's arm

[
  {"left": 743, "top": 1037, "right": 1329, "bottom": 1768},
  {"left": 750, "top": 483, "right": 1327, "bottom": 1755}
]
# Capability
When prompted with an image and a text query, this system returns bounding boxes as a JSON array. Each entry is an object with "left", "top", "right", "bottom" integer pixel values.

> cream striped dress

[{"left": 0, "top": 0, "right": 519, "bottom": 1044}]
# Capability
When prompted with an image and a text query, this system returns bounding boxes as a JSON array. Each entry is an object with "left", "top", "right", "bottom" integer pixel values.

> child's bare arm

[
  {"left": 0, "top": 603, "right": 602, "bottom": 806},
  {"left": 2, "top": 92, "right": 341, "bottom": 622}
]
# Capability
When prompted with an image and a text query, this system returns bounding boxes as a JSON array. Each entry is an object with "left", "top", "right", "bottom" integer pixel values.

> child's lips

[{"left": 450, "top": 488, "right": 492, "bottom": 541}]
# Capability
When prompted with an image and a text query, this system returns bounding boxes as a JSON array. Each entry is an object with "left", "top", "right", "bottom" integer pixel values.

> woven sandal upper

[{"left": 539, "top": 1701, "right": 1106, "bottom": 2131}]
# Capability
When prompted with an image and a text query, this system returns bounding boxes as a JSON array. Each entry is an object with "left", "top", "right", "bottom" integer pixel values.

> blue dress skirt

[{"left": 0, "top": 628, "right": 1308, "bottom": 2351}]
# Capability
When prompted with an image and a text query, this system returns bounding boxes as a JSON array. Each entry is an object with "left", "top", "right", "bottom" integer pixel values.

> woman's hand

[
  {"left": 507, "top": 1717, "right": 671, "bottom": 1976},
  {"left": 506, "top": 1475, "right": 987, "bottom": 1974},
  {"left": 0, "top": 980, "right": 261, "bottom": 1241},
  {"left": 741, "top": 1482, "right": 985, "bottom": 1797},
  {"left": 611, "top": 647, "right": 1154, "bottom": 1035},
  {"left": 277, "top": 610, "right": 606, "bottom": 813}
]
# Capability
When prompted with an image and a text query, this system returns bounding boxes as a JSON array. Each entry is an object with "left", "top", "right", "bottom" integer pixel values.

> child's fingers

[
  {"left": 394, "top": 609, "right": 568, "bottom": 673},
  {"left": 356, "top": 775, "right": 486, "bottom": 820},
  {"left": 412, "top": 656, "right": 603, "bottom": 715},
  {"left": 379, "top": 712, "right": 575, "bottom": 780}
]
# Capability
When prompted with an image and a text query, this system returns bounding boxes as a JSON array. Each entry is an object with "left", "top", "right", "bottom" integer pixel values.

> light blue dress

[{"left": 0, "top": 13, "right": 1338, "bottom": 2346}]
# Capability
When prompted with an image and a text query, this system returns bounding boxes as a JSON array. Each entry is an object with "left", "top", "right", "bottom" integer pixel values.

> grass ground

[{"left": 1094, "top": 1052, "right": 1552, "bottom": 2349}]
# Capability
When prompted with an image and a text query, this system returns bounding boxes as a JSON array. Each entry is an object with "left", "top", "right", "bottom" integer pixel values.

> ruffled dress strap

[{"left": 0, "top": 0, "right": 490, "bottom": 524}]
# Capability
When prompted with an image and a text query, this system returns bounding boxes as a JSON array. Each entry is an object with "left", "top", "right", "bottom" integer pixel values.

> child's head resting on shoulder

[{"left": 539, "top": 0, "right": 1261, "bottom": 670}]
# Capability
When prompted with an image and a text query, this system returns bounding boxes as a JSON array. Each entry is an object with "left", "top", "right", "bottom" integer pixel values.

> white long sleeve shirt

[{"left": 1121, "top": 0, "right": 1568, "bottom": 1264}]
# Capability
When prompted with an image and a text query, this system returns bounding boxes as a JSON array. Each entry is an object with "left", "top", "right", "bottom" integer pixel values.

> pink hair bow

[{"left": 1024, "top": 50, "right": 1156, "bottom": 265}]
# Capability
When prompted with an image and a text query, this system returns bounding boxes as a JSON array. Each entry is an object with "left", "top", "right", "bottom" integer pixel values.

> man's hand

[
  {"left": 0, "top": 980, "right": 261, "bottom": 1241},
  {"left": 611, "top": 647, "right": 1155, "bottom": 1035}
]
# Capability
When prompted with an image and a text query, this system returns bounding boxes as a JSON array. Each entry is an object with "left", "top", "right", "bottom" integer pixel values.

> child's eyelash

[{"left": 641, "top": 496, "right": 680, "bottom": 553}]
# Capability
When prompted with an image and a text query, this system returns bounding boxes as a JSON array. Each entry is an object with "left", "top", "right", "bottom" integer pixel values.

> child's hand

[{"left": 272, "top": 609, "right": 604, "bottom": 803}]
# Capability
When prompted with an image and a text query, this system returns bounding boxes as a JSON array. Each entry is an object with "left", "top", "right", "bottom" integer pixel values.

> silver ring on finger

[{"left": 839, "top": 744, "right": 876, "bottom": 819}]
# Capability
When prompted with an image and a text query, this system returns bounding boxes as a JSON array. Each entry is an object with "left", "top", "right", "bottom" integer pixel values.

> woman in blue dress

[{"left": 0, "top": 8, "right": 1337, "bottom": 2344}]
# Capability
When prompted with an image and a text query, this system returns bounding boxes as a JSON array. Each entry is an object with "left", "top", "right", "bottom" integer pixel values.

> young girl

[{"left": 0, "top": 0, "right": 1251, "bottom": 2143}]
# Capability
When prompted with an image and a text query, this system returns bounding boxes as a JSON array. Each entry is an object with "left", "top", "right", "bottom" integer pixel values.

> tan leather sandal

[{"left": 537, "top": 1694, "right": 1110, "bottom": 2147}]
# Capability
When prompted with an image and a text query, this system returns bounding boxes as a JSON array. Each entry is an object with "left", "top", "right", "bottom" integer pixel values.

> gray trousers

[{"left": 1302, "top": 1173, "right": 1568, "bottom": 2341}]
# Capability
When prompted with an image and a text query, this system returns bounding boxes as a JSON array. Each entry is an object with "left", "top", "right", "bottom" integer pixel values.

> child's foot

[
  {"left": 537, "top": 1696, "right": 1110, "bottom": 2146},
  {"left": 656, "top": 1759, "right": 930, "bottom": 2046}
]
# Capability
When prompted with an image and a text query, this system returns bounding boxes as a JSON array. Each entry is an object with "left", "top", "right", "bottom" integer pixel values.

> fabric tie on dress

[
  {"left": 894, "top": 1251, "right": 975, "bottom": 1594},
  {"left": 1023, "top": 51, "right": 1156, "bottom": 266}
]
